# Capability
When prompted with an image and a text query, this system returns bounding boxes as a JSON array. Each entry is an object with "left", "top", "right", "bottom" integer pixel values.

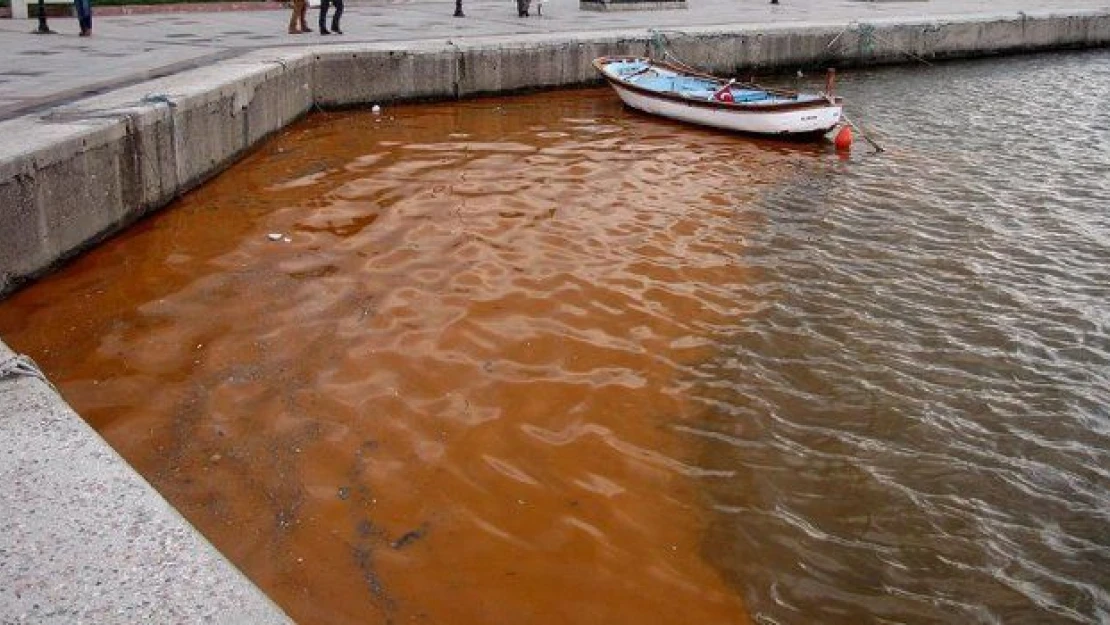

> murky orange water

[
  {"left": 0, "top": 90, "right": 822, "bottom": 624},
  {"left": 12, "top": 57, "right": 1109, "bottom": 625}
]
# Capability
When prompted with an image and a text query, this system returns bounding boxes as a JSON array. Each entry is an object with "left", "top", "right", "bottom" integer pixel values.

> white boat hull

[{"left": 610, "top": 81, "right": 842, "bottom": 136}]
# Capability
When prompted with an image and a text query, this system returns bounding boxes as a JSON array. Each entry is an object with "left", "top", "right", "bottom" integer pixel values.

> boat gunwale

[{"left": 592, "top": 55, "right": 843, "bottom": 115}]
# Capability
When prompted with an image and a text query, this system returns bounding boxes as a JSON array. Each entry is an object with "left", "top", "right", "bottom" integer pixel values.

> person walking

[
  {"left": 74, "top": 0, "right": 92, "bottom": 36},
  {"left": 319, "top": 0, "right": 343, "bottom": 35},
  {"left": 288, "top": 0, "right": 311, "bottom": 34}
]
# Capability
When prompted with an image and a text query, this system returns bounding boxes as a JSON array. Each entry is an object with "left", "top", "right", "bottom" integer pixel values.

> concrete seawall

[{"left": 1, "top": 8, "right": 1108, "bottom": 623}]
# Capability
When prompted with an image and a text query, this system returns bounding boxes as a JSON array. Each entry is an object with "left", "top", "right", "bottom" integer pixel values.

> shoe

[
  {"left": 320, "top": 28, "right": 330, "bottom": 35},
  {"left": 79, "top": 28, "right": 91, "bottom": 36},
  {"left": 301, "top": 26, "right": 313, "bottom": 32},
  {"left": 288, "top": 27, "right": 302, "bottom": 34},
  {"left": 332, "top": 27, "right": 343, "bottom": 34}
]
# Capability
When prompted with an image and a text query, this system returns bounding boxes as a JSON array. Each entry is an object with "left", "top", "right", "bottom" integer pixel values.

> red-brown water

[
  {"left": 0, "top": 89, "right": 817, "bottom": 624},
  {"left": 6, "top": 51, "right": 1110, "bottom": 625}
]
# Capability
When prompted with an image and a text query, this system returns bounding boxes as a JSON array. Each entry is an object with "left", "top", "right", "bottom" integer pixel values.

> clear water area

[{"left": 2, "top": 50, "right": 1109, "bottom": 625}]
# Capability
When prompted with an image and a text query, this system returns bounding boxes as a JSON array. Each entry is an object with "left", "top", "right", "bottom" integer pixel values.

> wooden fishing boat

[{"left": 593, "top": 56, "right": 843, "bottom": 139}]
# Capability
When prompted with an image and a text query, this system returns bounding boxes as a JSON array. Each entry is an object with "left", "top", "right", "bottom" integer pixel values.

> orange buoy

[{"left": 834, "top": 125, "right": 853, "bottom": 151}]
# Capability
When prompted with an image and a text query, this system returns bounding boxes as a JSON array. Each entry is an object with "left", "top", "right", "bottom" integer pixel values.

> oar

[{"left": 841, "top": 111, "right": 885, "bottom": 153}]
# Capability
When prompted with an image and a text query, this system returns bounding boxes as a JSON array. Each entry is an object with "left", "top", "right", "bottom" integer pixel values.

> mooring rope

[
  {"left": 650, "top": 29, "right": 699, "bottom": 73},
  {"left": 841, "top": 112, "right": 885, "bottom": 153},
  {"left": 869, "top": 30, "right": 934, "bottom": 66},
  {"left": 857, "top": 23, "right": 877, "bottom": 56},
  {"left": 650, "top": 28, "right": 668, "bottom": 59},
  {"left": 826, "top": 21, "right": 933, "bottom": 66}
]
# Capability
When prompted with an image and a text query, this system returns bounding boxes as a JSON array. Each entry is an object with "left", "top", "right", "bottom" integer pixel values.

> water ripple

[
  {"left": 698, "top": 50, "right": 1110, "bottom": 625},
  {"left": 2, "top": 51, "right": 1108, "bottom": 625}
]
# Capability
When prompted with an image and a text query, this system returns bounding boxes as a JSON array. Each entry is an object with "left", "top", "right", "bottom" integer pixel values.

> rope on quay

[
  {"left": 0, "top": 353, "right": 52, "bottom": 387},
  {"left": 826, "top": 21, "right": 934, "bottom": 66},
  {"left": 649, "top": 28, "right": 696, "bottom": 71}
]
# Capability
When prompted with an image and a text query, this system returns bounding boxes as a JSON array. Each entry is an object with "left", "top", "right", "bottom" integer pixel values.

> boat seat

[
  {"left": 634, "top": 76, "right": 678, "bottom": 91},
  {"left": 732, "top": 90, "right": 770, "bottom": 102},
  {"left": 681, "top": 89, "right": 716, "bottom": 99},
  {"left": 613, "top": 62, "right": 651, "bottom": 78}
]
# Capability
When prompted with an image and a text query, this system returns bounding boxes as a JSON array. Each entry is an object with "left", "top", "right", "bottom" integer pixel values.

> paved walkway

[{"left": 0, "top": 0, "right": 1107, "bottom": 118}]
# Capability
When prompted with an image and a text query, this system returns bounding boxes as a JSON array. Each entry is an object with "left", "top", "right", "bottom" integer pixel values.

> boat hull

[
  {"left": 595, "top": 56, "right": 843, "bottom": 139},
  {"left": 610, "top": 82, "right": 842, "bottom": 137}
]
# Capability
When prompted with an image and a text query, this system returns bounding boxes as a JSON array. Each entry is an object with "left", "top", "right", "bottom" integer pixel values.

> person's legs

[
  {"left": 73, "top": 0, "right": 92, "bottom": 34},
  {"left": 330, "top": 0, "right": 343, "bottom": 33},
  {"left": 288, "top": 0, "right": 303, "bottom": 33},
  {"left": 299, "top": 0, "right": 311, "bottom": 32},
  {"left": 318, "top": 0, "right": 330, "bottom": 34}
]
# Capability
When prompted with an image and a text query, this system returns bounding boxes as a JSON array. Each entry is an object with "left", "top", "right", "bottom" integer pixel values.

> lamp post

[
  {"left": 34, "top": 0, "right": 55, "bottom": 34},
  {"left": 453, "top": 0, "right": 464, "bottom": 17}
]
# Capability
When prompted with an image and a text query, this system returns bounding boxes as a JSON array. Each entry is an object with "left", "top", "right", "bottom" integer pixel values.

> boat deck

[{"left": 605, "top": 58, "right": 824, "bottom": 105}]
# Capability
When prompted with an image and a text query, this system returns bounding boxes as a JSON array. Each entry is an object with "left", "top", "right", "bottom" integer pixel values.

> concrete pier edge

[
  {"left": 1, "top": 9, "right": 1108, "bottom": 623},
  {"left": 0, "top": 344, "right": 295, "bottom": 624}
]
